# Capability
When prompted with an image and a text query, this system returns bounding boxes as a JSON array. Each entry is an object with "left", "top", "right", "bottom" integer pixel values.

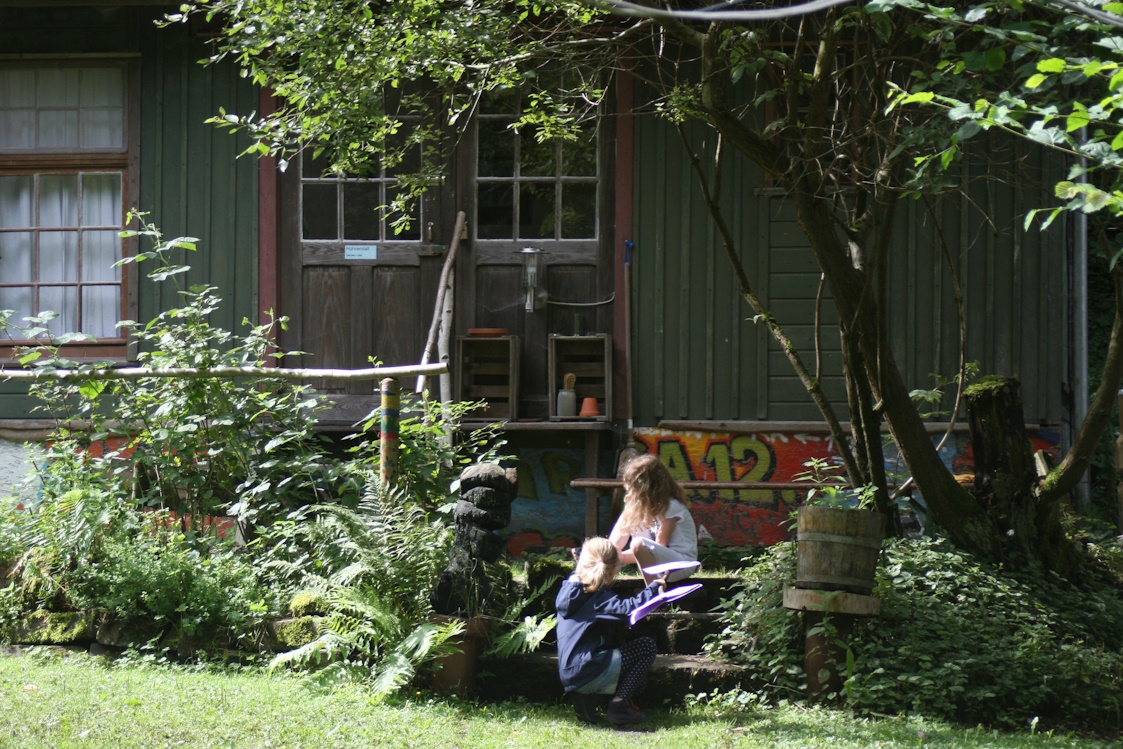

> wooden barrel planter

[{"left": 796, "top": 506, "right": 885, "bottom": 595}]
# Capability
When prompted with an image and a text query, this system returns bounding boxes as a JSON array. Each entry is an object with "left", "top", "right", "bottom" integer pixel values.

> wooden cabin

[{"left": 0, "top": 2, "right": 1075, "bottom": 551}]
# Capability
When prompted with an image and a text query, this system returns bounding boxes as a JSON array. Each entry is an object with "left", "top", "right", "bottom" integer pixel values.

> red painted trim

[
  {"left": 613, "top": 69, "right": 635, "bottom": 422},
  {"left": 257, "top": 88, "right": 279, "bottom": 338}
]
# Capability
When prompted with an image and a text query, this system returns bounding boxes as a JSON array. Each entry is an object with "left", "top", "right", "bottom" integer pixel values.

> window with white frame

[{"left": 0, "top": 63, "right": 129, "bottom": 343}]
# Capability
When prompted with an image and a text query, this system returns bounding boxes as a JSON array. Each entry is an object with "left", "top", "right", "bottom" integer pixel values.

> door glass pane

[
  {"left": 40, "top": 231, "right": 78, "bottom": 282},
  {"left": 0, "top": 286, "right": 32, "bottom": 329},
  {"left": 41, "top": 175, "right": 78, "bottom": 227},
  {"left": 39, "top": 285, "right": 77, "bottom": 336},
  {"left": 0, "top": 233, "right": 33, "bottom": 282},
  {"left": 478, "top": 119, "right": 515, "bottom": 177},
  {"left": 385, "top": 188, "right": 421, "bottom": 240},
  {"left": 520, "top": 131, "right": 556, "bottom": 177},
  {"left": 81, "top": 173, "right": 122, "bottom": 226},
  {"left": 302, "top": 184, "right": 338, "bottom": 240},
  {"left": 82, "top": 285, "right": 119, "bottom": 338},
  {"left": 342, "top": 182, "right": 381, "bottom": 240},
  {"left": 0, "top": 111, "right": 33, "bottom": 149},
  {"left": 477, "top": 184, "right": 513, "bottom": 239},
  {"left": 82, "top": 230, "right": 120, "bottom": 282},
  {"left": 384, "top": 130, "right": 421, "bottom": 176},
  {"left": 561, "top": 183, "right": 597, "bottom": 238},
  {"left": 519, "top": 183, "right": 555, "bottom": 239},
  {"left": 562, "top": 122, "right": 597, "bottom": 176},
  {"left": 302, "top": 149, "right": 335, "bottom": 178},
  {"left": 0, "top": 176, "right": 33, "bottom": 228}
]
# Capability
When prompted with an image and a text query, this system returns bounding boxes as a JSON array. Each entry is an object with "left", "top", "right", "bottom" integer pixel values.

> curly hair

[
  {"left": 616, "top": 453, "right": 686, "bottom": 534},
  {"left": 575, "top": 537, "right": 619, "bottom": 593}
]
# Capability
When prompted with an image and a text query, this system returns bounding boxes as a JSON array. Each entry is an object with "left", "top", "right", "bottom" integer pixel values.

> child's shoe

[{"left": 606, "top": 698, "right": 647, "bottom": 725}]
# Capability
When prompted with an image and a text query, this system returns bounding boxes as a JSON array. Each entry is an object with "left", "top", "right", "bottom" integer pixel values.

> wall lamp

[{"left": 516, "top": 247, "right": 547, "bottom": 312}]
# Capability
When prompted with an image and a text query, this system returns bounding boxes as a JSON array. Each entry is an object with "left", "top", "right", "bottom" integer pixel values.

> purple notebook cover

[
  {"left": 629, "top": 583, "right": 703, "bottom": 626},
  {"left": 641, "top": 560, "right": 701, "bottom": 577}
]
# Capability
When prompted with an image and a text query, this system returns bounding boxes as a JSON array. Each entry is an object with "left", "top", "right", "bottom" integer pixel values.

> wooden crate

[
  {"left": 456, "top": 336, "right": 519, "bottom": 421},
  {"left": 548, "top": 334, "right": 612, "bottom": 421}
]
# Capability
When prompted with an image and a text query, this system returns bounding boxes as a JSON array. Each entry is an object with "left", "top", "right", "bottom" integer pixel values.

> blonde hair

[
  {"left": 575, "top": 537, "right": 619, "bottom": 593},
  {"left": 617, "top": 453, "right": 686, "bottom": 534}
]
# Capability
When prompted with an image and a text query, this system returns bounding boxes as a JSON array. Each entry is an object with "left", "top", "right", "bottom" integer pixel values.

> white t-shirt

[{"left": 635, "top": 498, "right": 698, "bottom": 559}]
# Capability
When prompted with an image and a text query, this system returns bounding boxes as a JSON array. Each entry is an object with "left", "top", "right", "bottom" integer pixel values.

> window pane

[
  {"left": 342, "top": 182, "right": 382, "bottom": 240},
  {"left": 82, "top": 285, "right": 119, "bottom": 338},
  {"left": 302, "top": 149, "right": 336, "bottom": 178},
  {"left": 38, "top": 109, "right": 79, "bottom": 149},
  {"left": 384, "top": 130, "right": 421, "bottom": 176},
  {"left": 302, "top": 184, "right": 338, "bottom": 240},
  {"left": 0, "top": 286, "right": 32, "bottom": 328},
  {"left": 0, "top": 69, "right": 35, "bottom": 107},
  {"left": 80, "top": 108, "right": 125, "bottom": 150},
  {"left": 39, "top": 285, "right": 77, "bottom": 337},
  {"left": 40, "top": 175, "right": 78, "bottom": 227},
  {"left": 0, "top": 176, "right": 33, "bottom": 228},
  {"left": 386, "top": 188, "right": 420, "bottom": 240},
  {"left": 562, "top": 183, "right": 597, "bottom": 238},
  {"left": 0, "top": 233, "right": 33, "bottom": 282},
  {"left": 478, "top": 119, "right": 514, "bottom": 177},
  {"left": 80, "top": 68, "right": 124, "bottom": 107},
  {"left": 0, "top": 111, "right": 33, "bottom": 149},
  {"left": 82, "top": 230, "right": 120, "bottom": 282},
  {"left": 519, "top": 183, "right": 555, "bottom": 239},
  {"left": 81, "top": 173, "right": 122, "bottom": 226},
  {"left": 520, "top": 131, "right": 556, "bottom": 177},
  {"left": 562, "top": 122, "right": 597, "bottom": 176},
  {"left": 40, "top": 231, "right": 78, "bottom": 282},
  {"left": 477, "top": 184, "right": 513, "bottom": 239},
  {"left": 37, "top": 69, "right": 80, "bottom": 107}
]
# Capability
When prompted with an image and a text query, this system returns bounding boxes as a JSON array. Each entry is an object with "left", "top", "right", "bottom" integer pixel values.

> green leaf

[
  {"left": 1025, "top": 73, "right": 1047, "bottom": 89},
  {"left": 1066, "top": 110, "right": 1090, "bottom": 133},
  {"left": 985, "top": 48, "right": 1005, "bottom": 72},
  {"left": 900, "top": 91, "right": 935, "bottom": 105},
  {"left": 1037, "top": 58, "right": 1066, "bottom": 74},
  {"left": 79, "top": 380, "right": 107, "bottom": 400}
]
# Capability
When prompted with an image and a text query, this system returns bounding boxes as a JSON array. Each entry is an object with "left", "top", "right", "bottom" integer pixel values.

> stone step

[{"left": 475, "top": 651, "right": 750, "bottom": 704}]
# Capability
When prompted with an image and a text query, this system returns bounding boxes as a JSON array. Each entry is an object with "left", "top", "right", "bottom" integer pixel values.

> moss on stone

[
  {"left": 16, "top": 609, "right": 97, "bottom": 645},
  {"left": 272, "top": 616, "right": 320, "bottom": 649},
  {"left": 289, "top": 591, "right": 329, "bottom": 617}
]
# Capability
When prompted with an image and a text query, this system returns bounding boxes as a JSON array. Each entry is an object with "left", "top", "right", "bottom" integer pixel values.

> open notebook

[{"left": 629, "top": 583, "right": 703, "bottom": 626}]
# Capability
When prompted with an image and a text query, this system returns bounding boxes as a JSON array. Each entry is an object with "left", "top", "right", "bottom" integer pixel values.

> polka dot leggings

[{"left": 615, "top": 636, "right": 656, "bottom": 699}]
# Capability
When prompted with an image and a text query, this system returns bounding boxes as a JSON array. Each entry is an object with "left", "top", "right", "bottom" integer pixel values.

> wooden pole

[
  {"left": 417, "top": 210, "right": 467, "bottom": 395},
  {"left": 0, "top": 362, "right": 447, "bottom": 382},
  {"left": 381, "top": 377, "right": 401, "bottom": 487}
]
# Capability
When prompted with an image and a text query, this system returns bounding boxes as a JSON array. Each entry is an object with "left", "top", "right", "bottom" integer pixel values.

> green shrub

[
  {"left": 72, "top": 513, "right": 272, "bottom": 639},
  {"left": 713, "top": 536, "right": 1123, "bottom": 731}
]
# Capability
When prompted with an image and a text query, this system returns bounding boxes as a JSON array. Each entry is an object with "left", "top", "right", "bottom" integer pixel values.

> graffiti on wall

[{"left": 502, "top": 426, "right": 1062, "bottom": 555}]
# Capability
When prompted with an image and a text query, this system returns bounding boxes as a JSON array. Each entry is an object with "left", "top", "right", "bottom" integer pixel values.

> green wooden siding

[
  {"left": 631, "top": 116, "right": 1067, "bottom": 426},
  {"left": 0, "top": 6, "right": 259, "bottom": 420}
]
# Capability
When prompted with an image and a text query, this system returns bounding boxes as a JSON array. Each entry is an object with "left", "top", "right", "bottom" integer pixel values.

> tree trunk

[{"left": 964, "top": 376, "right": 1078, "bottom": 573}]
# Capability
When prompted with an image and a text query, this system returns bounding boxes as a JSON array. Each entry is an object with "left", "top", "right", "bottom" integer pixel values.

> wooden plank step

[{"left": 475, "top": 652, "right": 750, "bottom": 704}]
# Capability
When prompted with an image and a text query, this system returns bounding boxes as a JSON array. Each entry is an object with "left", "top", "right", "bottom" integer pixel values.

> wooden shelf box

[
  {"left": 456, "top": 336, "right": 519, "bottom": 421},
  {"left": 549, "top": 334, "right": 612, "bottom": 421}
]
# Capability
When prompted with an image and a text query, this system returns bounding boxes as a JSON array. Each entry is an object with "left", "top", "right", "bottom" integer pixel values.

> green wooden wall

[
  {"left": 630, "top": 114, "right": 1067, "bottom": 426},
  {"left": 0, "top": 5, "right": 259, "bottom": 420}
]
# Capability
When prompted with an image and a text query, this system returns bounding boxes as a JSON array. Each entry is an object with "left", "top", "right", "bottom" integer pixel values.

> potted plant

[{"left": 793, "top": 458, "right": 885, "bottom": 595}]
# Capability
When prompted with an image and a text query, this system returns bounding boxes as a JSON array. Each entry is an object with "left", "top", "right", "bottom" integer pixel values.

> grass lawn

[{"left": 0, "top": 648, "right": 1116, "bottom": 749}]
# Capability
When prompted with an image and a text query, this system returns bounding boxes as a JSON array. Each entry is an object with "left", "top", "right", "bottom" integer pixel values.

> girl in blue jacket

[{"left": 555, "top": 536, "right": 664, "bottom": 725}]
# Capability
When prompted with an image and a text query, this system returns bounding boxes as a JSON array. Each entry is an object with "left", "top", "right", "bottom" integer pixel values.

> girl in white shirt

[{"left": 609, "top": 453, "right": 699, "bottom": 585}]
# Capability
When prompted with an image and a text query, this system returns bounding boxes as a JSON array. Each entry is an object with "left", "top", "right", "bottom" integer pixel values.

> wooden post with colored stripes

[{"left": 380, "top": 377, "right": 401, "bottom": 487}]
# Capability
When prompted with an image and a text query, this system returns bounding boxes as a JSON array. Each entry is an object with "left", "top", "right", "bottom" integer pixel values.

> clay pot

[{"left": 579, "top": 397, "right": 600, "bottom": 417}]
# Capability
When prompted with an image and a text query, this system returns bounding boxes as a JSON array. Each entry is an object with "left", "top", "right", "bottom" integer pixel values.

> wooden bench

[{"left": 569, "top": 477, "right": 827, "bottom": 537}]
